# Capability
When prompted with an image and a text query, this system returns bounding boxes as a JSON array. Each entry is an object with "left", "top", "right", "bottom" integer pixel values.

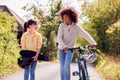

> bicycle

[{"left": 69, "top": 46, "right": 97, "bottom": 80}]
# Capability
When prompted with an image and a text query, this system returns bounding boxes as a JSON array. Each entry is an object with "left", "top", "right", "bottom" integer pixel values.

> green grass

[{"left": 96, "top": 49, "right": 120, "bottom": 80}]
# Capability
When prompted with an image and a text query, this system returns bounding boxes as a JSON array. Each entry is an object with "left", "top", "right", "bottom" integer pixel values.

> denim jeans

[
  {"left": 58, "top": 49, "right": 73, "bottom": 80},
  {"left": 24, "top": 61, "right": 37, "bottom": 80}
]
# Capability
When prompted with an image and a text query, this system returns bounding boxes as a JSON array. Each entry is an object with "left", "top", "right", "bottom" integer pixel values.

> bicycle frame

[
  {"left": 69, "top": 46, "right": 92, "bottom": 80},
  {"left": 77, "top": 48, "right": 89, "bottom": 80}
]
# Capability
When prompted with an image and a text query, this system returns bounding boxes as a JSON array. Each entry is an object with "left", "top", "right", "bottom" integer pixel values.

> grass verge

[{"left": 96, "top": 49, "right": 120, "bottom": 80}]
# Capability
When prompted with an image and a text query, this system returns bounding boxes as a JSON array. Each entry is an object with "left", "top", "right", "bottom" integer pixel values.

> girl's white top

[{"left": 57, "top": 23, "right": 97, "bottom": 50}]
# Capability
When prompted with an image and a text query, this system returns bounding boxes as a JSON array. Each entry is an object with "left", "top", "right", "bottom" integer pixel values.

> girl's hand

[
  {"left": 32, "top": 55, "right": 38, "bottom": 61},
  {"left": 91, "top": 45, "right": 97, "bottom": 48},
  {"left": 63, "top": 47, "right": 69, "bottom": 51}
]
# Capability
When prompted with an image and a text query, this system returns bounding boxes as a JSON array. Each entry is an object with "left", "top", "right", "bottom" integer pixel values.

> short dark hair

[{"left": 59, "top": 7, "right": 78, "bottom": 23}]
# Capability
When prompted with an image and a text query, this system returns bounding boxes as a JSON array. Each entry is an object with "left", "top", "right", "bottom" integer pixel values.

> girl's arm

[
  {"left": 21, "top": 34, "right": 26, "bottom": 49},
  {"left": 77, "top": 26, "right": 97, "bottom": 45},
  {"left": 33, "top": 34, "right": 42, "bottom": 61},
  {"left": 57, "top": 24, "right": 67, "bottom": 49}
]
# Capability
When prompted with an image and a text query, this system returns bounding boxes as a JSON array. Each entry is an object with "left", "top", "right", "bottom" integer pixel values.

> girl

[
  {"left": 21, "top": 19, "right": 42, "bottom": 80},
  {"left": 57, "top": 7, "right": 97, "bottom": 80}
]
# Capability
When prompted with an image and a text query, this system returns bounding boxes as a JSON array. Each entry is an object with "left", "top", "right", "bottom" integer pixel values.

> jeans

[
  {"left": 58, "top": 49, "right": 73, "bottom": 80},
  {"left": 24, "top": 61, "right": 37, "bottom": 80}
]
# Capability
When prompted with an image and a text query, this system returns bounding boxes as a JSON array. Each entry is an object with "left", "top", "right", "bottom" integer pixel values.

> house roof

[{"left": 0, "top": 5, "right": 24, "bottom": 31}]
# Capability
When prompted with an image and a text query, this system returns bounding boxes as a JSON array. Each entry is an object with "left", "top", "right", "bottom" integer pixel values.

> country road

[{"left": 0, "top": 62, "right": 105, "bottom": 80}]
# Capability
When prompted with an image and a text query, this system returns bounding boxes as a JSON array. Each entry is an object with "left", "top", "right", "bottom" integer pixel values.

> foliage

[
  {"left": 40, "top": 0, "right": 62, "bottom": 61},
  {"left": 0, "top": 10, "right": 20, "bottom": 76},
  {"left": 106, "top": 20, "right": 120, "bottom": 54},
  {"left": 81, "top": 0, "right": 120, "bottom": 53}
]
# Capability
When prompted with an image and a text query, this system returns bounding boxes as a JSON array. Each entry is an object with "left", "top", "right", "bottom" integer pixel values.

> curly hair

[{"left": 59, "top": 7, "right": 78, "bottom": 23}]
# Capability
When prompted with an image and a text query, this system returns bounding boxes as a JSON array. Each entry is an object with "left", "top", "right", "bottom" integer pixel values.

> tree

[
  {"left": 106, "top": 20, "right": 120, "bottom": 54},
  {"left": 81, "top": 0, "right": 120, "bottom": 53},
  {"left": 40, "top": 0, "right": 62, "bottom": 60}
]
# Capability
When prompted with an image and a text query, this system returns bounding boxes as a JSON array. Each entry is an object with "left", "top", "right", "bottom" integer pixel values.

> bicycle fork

[
  {"left": 78, "top": 60, "right": 89, "bottom": 80},
  {"left": 78, "top": 60, "right": 82, "bottom": 80},
  {"left": 84, "top": 60, "right": 89, "bottom": 80}
]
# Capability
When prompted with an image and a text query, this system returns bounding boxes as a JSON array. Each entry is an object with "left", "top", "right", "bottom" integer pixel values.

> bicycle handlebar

[{"left": 68, "top": 45, "right": 96, "bottom": 51}]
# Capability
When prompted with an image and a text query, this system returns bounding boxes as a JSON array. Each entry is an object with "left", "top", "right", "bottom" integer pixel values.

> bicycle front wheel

[{"left": 80, "top": 63, "right": 86, "bottom": 80}]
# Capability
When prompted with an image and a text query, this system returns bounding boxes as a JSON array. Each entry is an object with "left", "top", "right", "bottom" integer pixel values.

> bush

[{"left": 0, "top": 10, "right": 20, "bottom": 76}]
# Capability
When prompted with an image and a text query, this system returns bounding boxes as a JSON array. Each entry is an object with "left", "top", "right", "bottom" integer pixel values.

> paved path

[{"left": 0, "top": 62, "right": 105, "bottom": 80}]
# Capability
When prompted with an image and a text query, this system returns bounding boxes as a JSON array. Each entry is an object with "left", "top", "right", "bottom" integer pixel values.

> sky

[
  {"left": 0, "top": 0, "right": 50, "bottom": 21},
  {"left": 0, "top": 0, "right": 93, "bottom": 22}
]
